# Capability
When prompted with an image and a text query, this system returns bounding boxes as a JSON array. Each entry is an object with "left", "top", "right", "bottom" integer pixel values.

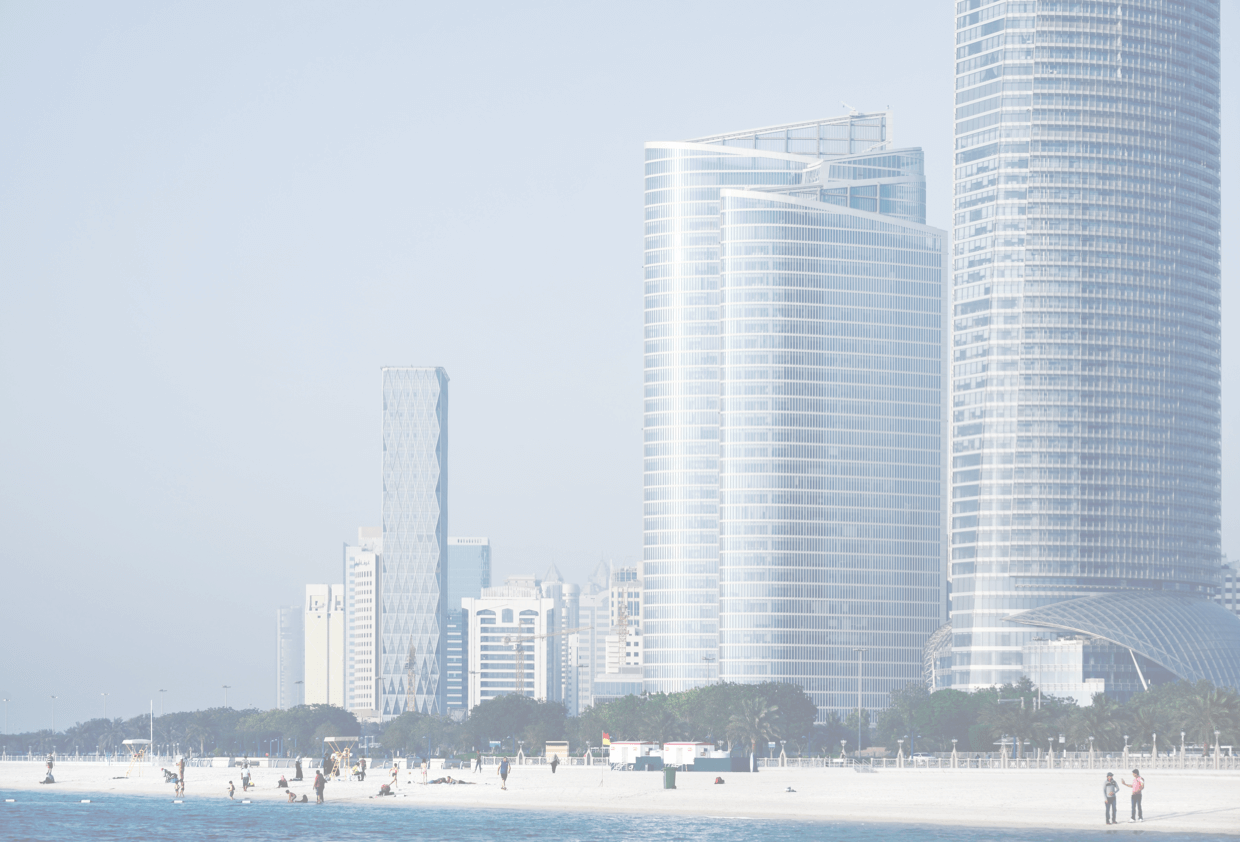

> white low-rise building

[
  {"left": 464, "top": 576, "right": 558, "bottom": 703},
  {"left": 607, "top": 741, "right": 661, "bottom": 765}
]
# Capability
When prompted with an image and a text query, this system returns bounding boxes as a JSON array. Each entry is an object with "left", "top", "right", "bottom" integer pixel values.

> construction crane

[
  {"left": 503, "top": 626, "right": 593, "bottom": 698},
  {"left": 404, "top": 640, "right": 417, "bottom": 714}
]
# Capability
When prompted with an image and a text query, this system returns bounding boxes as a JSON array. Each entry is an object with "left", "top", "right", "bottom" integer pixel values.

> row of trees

[
  {"left": 0, "top": 705, "right": 360, "bottom": 758},
  {"left": 874, "top": 678, "right": 1240, "bottom": 755},
  {"left": 8, "top": 679, "right": 1237, "bottom": 760}
]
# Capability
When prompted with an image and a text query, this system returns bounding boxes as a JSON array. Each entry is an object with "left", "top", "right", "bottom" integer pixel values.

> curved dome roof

[{"left": 1006, "top": 592, "right": 1240, "bottom": 692}]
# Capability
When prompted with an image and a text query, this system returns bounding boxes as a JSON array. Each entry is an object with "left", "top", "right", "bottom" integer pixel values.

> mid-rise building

[
  {"left": 344, "top": 527, "right": 382, "bottom": 720},
  {"left": 948, "top": 0, "right": 1240, "bottom": 693},
  {"left": 276, "top": 605, "right": 304, "bottom": 709},
  {"left": 380, "top": 366, "right": 450, "bottom": 717},
  {"left": 304, "top": 583, "right": 345, "bottom": 706},
  {"left": 568, "top": 560, "right": 611, "bottom": 714},
  {"left": 540, "top": 564, "right": 580, "bottom": 707},
  {"left": 446, "top": 537, "right": 491, "bottom": 714},
  {"left": 605, "top": 566, "right": 642, "bottom": 674},
  {"left": 463, "top": 576, "right": 558, "bottom": 703},
  {"left": 1214, "top": 560, "right": 1238, "bottom": 618}
]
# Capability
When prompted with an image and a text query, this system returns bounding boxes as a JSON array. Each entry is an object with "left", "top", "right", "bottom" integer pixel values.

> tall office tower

[
  {"left": 568, "top": 561, "right": 612, "bottom": 713},
  {"left": 950, "top": 1, "right": 1240, "bottom": 691},
  {"left": 304, "top": 584, "right": 345, "bottom": 706},
  {"left": 716, "top": 150, "right": 947, "bottom": 718},
  {"left": 380, "top": 366, "right": 450, "bottom": 716},
  {"left": 463, "top": 575, "right": 557, "bottom": 703},
  {"left": 644, "top": 112, "right": 896, "bottom": 694},
  {"left": 540, "top": 564, "right": 580, "bottom": 706},
  {"left": 345, "top": 527, "right": 382, "bottom": 720},
  {"left": 445, "top": 537, "right": 491, "bottom": 714},
  {"left": 606, "top": 566, "right": 643, "bottom": 673},
  {"left": 275, "top": 605, "right": 304, "bottom": 709}
]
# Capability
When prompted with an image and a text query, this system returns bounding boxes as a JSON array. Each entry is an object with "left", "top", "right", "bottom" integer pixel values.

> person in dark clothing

[
  {"left": 322, "top": 754, "right": 334, "bottom": 778},
  {"left": 550, "top": 754, "right": 560, "bottom": 774},
  {"left": 1104, "top": 773, "right": 1119, "bottom": 824},
  {"left": 474, "top": 755, "right": 483, "bottom": 773},
  {"left": 313, "top": 770, "right": 326, "bottom": 804},
  {"left": 278, "top": 775, "right": 288, "bottom": 789},
  {"left": 293, "top": 759, "right": 303, "bottom": 781},
  {"left": 378, "top": 783, "right": 394, "bottom": 797},
  {"left": 358, "top": 757, "right": 366, "bottom": 782},
  {"left": 498, "top": 757, "right": 510, "bottom": 790}
]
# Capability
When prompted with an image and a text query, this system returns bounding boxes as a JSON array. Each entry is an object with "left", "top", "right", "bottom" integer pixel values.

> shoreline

[{"left": 3, "top": 762, "right": 1239, "bottom": 837}]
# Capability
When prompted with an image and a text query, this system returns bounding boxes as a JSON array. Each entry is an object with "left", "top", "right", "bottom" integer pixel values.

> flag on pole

[{"left": 602, "top": 732, "right": 611, "bottom": 747}]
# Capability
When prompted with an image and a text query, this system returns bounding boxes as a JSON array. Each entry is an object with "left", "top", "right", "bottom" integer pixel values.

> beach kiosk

[{"left": 121, "top": 739, "right": 151, "bottom": 777}]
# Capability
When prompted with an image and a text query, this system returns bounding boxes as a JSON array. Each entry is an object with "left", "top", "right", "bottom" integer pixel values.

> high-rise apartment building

[
  {"left": 568, "top": 560, "right": 611, "bottom": 714},
  {"left": 605, "top": 566, "right": 643, "bottom": 673},
  {"left": 304, "top": 583, "right": 345, "bottom": 706},
  {"left": 540, "top": 564, "right": 579, "bottom": 708},
  {"left": 380, "top": 366, "right": 449, "bottom": 716},
  {"left": 463, "top": 576, "right": 558, "bottom": 703},
  {"left": 345, "top": 526, "right": 382, "bottom": 720},
  {"left": 275, "top": 605, "right": 304, "bottom": 709},
  {"left": 949, "top": 0, "right": 1240, "bottom": 691},
  {"left": 645, "top": 113, "right": 949, "bottom": 716},
  {"left": 446, "top": 537, "right": 491, "bottom": 714}
]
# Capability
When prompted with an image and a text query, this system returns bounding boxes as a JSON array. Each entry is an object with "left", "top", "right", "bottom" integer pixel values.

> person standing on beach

[
  {"left": 359, "top": 756, "right": 366, "bottom": 782},
  {"left": 313, "top": 769, "right": 326, "bottom": 804},
  {"left": 1122, "top": 769, "right": 1144, "bottom": 822},
  {"left": 293, "top": 758, "right": 303, "bottom": 782},
  {"left": 177, "top": 755, "right": 186, "bottom": 791},
  {"left": 474, "top": 754, "right": 483, "bottom": 773},
  {"left": 228, "top": 781, "right": 236, "bottom": 800},
  {"left": 1104, "top": 773, "right": 1119, "bottom": 824},
  {"left": 498, "top": 757, "right": 510, "bottom": 791},
  {"left": 421, "top": 759, "right": 428, "bottom": 784},
  {"left": 550, "top": 754, "right": 560, "bottom": 774},
  {"left": 390, "top": 760, "right": 399, "bottom": 786}
]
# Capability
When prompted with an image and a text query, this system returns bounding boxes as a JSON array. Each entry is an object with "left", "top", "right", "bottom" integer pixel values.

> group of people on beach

[{"left": 1103, "top": 769, "right": 1145, "bottom": 824}]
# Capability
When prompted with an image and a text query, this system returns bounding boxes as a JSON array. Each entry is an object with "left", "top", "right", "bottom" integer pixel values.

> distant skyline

[{"left": 0, "top": 1, "right": 1236, "bottom": 732}]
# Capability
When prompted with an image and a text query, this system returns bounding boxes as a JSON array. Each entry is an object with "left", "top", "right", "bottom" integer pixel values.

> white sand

[{"left": 3, "top": 760, "right": 1238, "bottom": 835}]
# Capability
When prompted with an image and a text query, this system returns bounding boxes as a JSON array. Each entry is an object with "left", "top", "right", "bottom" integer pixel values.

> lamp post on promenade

[
  {"left": 1181, "top": 731, "right": 1186, "bottom": 768},
  {"left": 1123, "top": 735, "right": 1129, "bottom": 769},
  {"left": 1215, "top": 730, "right": 1221, "bottom": 770},
  {"left": 951, "top": 738, "right": 958, "bottom": 769},
  {"left": 1088, "top": 736, "right": 1095, "bottom": 769},
  {"left": 853, "top": 648, "right": 866, "bottom": 758}
]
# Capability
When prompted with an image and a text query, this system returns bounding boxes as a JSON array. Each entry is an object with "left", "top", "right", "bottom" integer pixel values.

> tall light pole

[
  {"left": 853, "top": 647, "right": 866, "bottom": 756},
  {"left": 101, "top": 692, "right": 109, "bottom": 720},
  {"left": 158, "top": 690, "right": 167, "bottom": 717},
  {"left": 223, "top": 686, "right": 231, "bottom": 708}
]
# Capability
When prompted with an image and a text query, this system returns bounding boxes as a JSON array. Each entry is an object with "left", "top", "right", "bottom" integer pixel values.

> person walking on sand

[
  {"left": 228, "top": 781, "right": 236, "bottom": 800},
  {"left": 474, "top": 753, "right": 483, "bottom": 773},
  {"left": 390, "top": 760, "right": 400, "bottom": 786},
  {"left": 1122, "top": 769, "right": 1145, "bottom": 822},
  {"left": 1103, "top": 772, "right": 1119, "bottom": 824},
  {"left": 314, "top": 769, "right": 326, "bottom": 804},
  {"left": 498, "top": 757, "right": 510, "bottom": 790},
  {"left": 359, "top": 756, "right": 367, "bottom": 782},
  {"left": 550, "top": 753, "right": 560, "bottom": 774}
]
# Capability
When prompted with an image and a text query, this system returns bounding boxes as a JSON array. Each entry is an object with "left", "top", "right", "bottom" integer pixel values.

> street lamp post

[
  {"left": 1088, "top": 736, "right": 1095, "bottom": 769},
  {"left": 853, "top": 647, "right": 866, "bottom": 757},
  {"left": 1215, "top": 730, "right": 1221, "bottom": 770},
  {"left": 840, "top": 739, "right": 847, "bottom": 762}
]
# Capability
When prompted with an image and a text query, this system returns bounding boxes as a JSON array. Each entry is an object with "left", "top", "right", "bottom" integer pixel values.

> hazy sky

[{"left": 1, "top": 1, "right": 1236, "bottom": 733}]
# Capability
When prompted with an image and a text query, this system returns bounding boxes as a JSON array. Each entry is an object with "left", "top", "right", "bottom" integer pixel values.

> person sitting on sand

[
  {"left": 378, "top": 783, "right": 394, "bottom": 797},
  {"left": 278, "top": 775, "right": 288, "bottom": 789},
  {"left": 39, "top": 772, "right": 55, "bottom": 785},
  {"left": 297, "top": 793, "right": 308, "bottom": 803},
  {"left": 286, "top": 790, "right": 297, "bottom": 803}
]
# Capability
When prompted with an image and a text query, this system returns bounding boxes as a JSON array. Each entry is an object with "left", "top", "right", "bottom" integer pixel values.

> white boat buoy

[
  {"left": 5, "top": 798, "right": 15, "bottom": 802},
  {"left": 241, "top": 799, "right": 251, "bottom": 804},
  {"left": 173, "top": 799, "right": 183, "bottom": 804},
  {"left": 80, "top": 799, "right": 91, "bottom": 803}
]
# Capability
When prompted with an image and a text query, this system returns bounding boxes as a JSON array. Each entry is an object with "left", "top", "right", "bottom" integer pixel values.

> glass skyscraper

[
  {"left": 644, "top": 113, "right": 949, "bottom": 710},
  {"left": 717, "top": 153, "right": 947, "bottom": 716},
  {"left": 380, "top": 366, "right": 449, "bottom": 716},
  {"left": 949, "top": 1, "right": 1240, "bottom": 691}
]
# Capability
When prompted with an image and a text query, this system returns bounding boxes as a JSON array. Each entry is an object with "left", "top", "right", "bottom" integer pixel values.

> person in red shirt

[{"left": 1121, "top": 769, "right": 1145, "bottom": 822}]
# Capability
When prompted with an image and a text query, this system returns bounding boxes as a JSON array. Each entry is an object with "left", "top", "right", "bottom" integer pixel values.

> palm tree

[
  {"left": 1069, "top": 693, "right": 1121, "bottom": 750},
  {"left": 641, "top": 708, "right": 687, "bottom": 745},
  {"left": 1177, "top": 686, "right": 1240, "bottom": 753},
  {"left": 1123, "top": 703, "right": 1167, "bottom": 753},
  {"left": 726, "top": 697, "right": 781, "bottom": 769}
]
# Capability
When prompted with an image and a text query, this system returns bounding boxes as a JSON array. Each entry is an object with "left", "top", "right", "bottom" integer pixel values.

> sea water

[{"left": 0, "top": 790, "right": 1232, "bottom": 842}]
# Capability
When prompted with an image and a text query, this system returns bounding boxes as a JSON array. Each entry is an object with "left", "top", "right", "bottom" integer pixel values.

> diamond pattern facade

[{"left": 380, "top": 366, "right": 449, "bottom": 716}]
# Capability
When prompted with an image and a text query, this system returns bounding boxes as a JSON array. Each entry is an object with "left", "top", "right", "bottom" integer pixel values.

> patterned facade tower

[
  {"left": 949, "top": 1, "right": 1224, "bottom": 688},
  {"left": 643, "top": 113, "right": 893, "bottom": 694},
  {"left": 380, "top": 367, "right": 449, "bottom": 716}
]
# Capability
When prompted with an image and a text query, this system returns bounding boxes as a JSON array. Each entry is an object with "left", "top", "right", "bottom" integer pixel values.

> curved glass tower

[
  {"left": 717, "top": 151, "right": 948, "bottom": 717},
  {"left": 949, "top": 0, "right": 1224, "bottom": 688},
  {"left": 643, "top": 114, "right": 893, "bottom": 693}
]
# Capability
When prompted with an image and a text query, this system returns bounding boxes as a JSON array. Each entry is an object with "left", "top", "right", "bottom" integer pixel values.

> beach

[{"left": 2, "top": 760, "right": 1238, "bottom": 837}]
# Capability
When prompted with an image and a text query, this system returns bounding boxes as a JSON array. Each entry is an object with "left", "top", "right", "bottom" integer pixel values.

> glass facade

[
  {"left": 380, "top": 366, "right": 449, "bottom": 716},
  {"left": 716, "top": 157, "right": 947, "bottom": 718},
  {"left": 445, "top": 538, "right": 491, "bottom": 713},
  {"left": 949, "top": 1, "right": 1223, "bottom": 688},
  {"left": 643, "top": 113, "right": 899, "bottom": 695}
]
